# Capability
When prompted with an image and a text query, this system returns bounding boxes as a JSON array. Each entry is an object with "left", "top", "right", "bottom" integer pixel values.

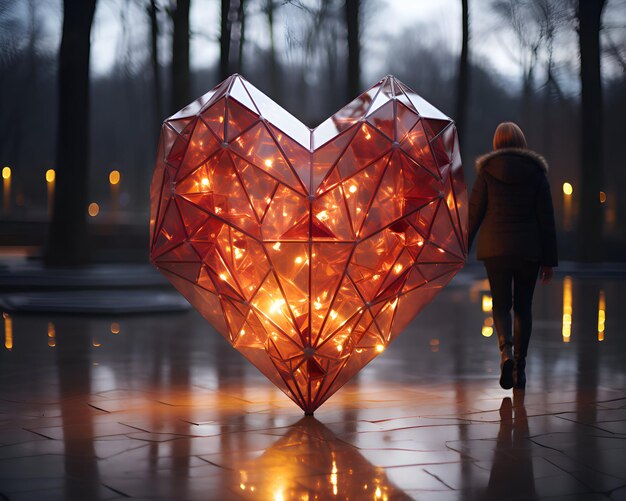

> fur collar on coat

[{"left": 475, "top": 148, "right": 549, "bottom": 173}]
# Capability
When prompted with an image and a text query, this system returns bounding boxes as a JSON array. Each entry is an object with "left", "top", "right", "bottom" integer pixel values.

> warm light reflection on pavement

[{"left": 0, "top": 275, "right": 624, "bottom": 500}]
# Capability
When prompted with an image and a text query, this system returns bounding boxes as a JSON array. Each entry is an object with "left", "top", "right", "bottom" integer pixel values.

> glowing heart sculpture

[{"left": 150, "top": 74, "right": 467, "bottom": 414}]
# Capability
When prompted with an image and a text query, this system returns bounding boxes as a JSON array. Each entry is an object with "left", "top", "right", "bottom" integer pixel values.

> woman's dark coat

[{"left": 468, "top": 148, "right": 558, "bottom": 267}]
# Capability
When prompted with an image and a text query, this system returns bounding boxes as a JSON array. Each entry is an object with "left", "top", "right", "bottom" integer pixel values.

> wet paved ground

[{"left": 1, "top": 273, "right": 625, "bottom": 500}]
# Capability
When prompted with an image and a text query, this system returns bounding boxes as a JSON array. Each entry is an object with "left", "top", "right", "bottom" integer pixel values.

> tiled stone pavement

[{"left": 1, "top": 274, "right": 625, "bottom": 500}]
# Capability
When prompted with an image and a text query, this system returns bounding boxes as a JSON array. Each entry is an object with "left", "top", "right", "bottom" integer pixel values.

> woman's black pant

[{"left": 484, "top": 257, "right": 540, "bottom": 360}]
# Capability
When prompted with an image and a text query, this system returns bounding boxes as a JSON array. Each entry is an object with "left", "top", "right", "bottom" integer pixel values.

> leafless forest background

[{"left": 0, "top": 0, "right": 625, "bottom": 264}]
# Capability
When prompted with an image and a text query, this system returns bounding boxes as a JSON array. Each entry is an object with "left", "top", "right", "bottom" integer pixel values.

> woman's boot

[{"left": 499, "top": 334, "right": 514, "bottom": 390}]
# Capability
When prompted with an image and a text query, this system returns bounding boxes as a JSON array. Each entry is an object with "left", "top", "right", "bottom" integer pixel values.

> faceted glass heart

[{"left": 150, "top": 74, "right": 467, "bottom": 414}]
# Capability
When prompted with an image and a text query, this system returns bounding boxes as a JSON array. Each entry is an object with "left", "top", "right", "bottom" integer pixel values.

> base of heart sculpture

[{"left": 150, "top": 74, "right": 467, "bottom": 414}]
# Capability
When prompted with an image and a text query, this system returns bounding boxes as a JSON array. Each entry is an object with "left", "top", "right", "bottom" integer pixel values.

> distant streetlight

[
  {"left": 46, "top": 169, "right": 55, "bottom": 217},
  {"left": 599, "top": 191, "right": 606, "bottom": 204},
  {"left": 563, "top": 182, "right": 573, "bottom": 231},
  {"left": 109, "top": 170, "right": 120, "bottom": 219},
  {"left": 109, "top": 170, "right": 120, "bottom": 185},
  {"left": 2, "top": 166, "right": 10, "bottom": 216},
  {"left": 88, "top": 202, "right": 100, "bottom": 217}
]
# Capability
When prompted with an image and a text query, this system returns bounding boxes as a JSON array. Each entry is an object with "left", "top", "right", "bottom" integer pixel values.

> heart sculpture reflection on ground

[{"left": 150, "top": 74, "right": 467, "bottom": 414}]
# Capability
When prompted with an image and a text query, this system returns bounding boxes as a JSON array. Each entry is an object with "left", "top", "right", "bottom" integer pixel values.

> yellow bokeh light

[
  {"left": 45, "top": 169, "right": 55, "bottom": 183},
  {"left": 109, "top": 170, "right": 121, "bottom": 185},
  {"left": 4, "top": 312, "right": 13, "bottom": 350},
  {"left": 562, "top": 276, "right": 572, "bottom": 343},
  {"left": 110, "top": 322, "right": 121, "bottom": 334},
  {"left": 348, "top": 185, "right": 357, "bottom": 193},
  {"left": 482, "top": 326, "right": 493, "bottom": 337},
  {"left": 376, "top": 344, "right": 385, "bottom": 353},
  {"left": 599, "top": 191, "right": 606, "bottom": 203},
  {"left": 598, "top": 290, "right": 605, "bottom": 341},
  {"left": 2, "top": 167, "right": 11, "bottom": 179},
  {"left": 88, "top": 202, "right": 100, "bottom": 217},
  {"left": 482, "top": 295, "right": 493, "bottom": 312},
  {"left": 563, "top": 182, "right": 573, "bottom": 196},
  {"left": 201, "top": 177, "right": 210, "bottom": 187},
  {"left": 48, "top": 322, "right": 56, "bottom": 347}
]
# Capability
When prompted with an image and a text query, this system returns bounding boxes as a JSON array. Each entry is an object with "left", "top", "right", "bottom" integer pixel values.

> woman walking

[{"left": 469, "top": 122, "right": 558, "bottom": 390}]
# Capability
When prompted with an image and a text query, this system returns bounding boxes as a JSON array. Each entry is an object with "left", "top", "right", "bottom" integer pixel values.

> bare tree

[
  {"left": 490, "top": 0, "right": 571, "bottom": 140},
  {"left": 170, "top": 0, "right": 190, "bottom": 113},
  {"left": 236, "top": 0, "right": 246, "bottom": 72},
  {"left": 220, "top": 0, "right": 232, "bottom": 81},
  {"left": 148, "top": 0, "right": 162, "bottom": 120},
  {"left": 491, "top": 0, "right": 547, "bottom": 129},
  {"left": 455, "top": 0, "right": 470, "bottom": 146},
  {"left": 345, "top": 0, "right": 361, "bottom": 100},
  {"left": 45, "top": 0, "right": 97, "bottom": 266},
  {"left": 265, "top": 0, "right": 280, "bottom": 98},
  {"left": 577, "top": 0, "right": 606, "bottom": 262}
]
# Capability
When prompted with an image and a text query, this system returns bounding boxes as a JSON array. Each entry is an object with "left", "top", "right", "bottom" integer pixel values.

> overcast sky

[{"left": 17, "top": 0, "right": 626, "bottom": 92}]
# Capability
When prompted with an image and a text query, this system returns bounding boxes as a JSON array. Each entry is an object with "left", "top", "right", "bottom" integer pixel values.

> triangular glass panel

[
  {"left": 310, "top": 242, "right": 354, "bottom": 344},
  {"left": 228, "top": 76, "right": 259, "bottom": 114},
  {"left": 231, "top": 154, "right": 278, "bottom": 222},
  {"left": 360, "top": 151, "right": 403, "bottom": 238},
  {"left": 176, "top": 119, "right": 222, "bottom": 182},
  {"left": 229, "top": 122, "right": 305, "bottom": 194},
  {"left": 268, "top": 123, "right": 311, "bottom": 193},
  {"left": 349, "top": 229, "right": 404, "bottom": 302},
  {"left": 200, "top": 98, "right": 226, "bottom": 141},
  {"left": 250, "top": 272, "right": 303, "bottom": 344},
  {"left": 335, "top": 123, "right": 392, "bottom": 182},
  {"left": 342, "top": 153, "right": 389, "bottom": 236},
  {"left": 215, "top": 225, "right": 270, "bottom": 301},
  {"left": 313, "top": 83, "right": 380, "bottom": 148},
  {"left": 312, "top": 126, "right": 358, "bottom": 194},
  {"left": 240, "top": 79, "right": 311, "bottom": 149},
  {"left": 400, "top": 120, "right": 440, "bottom": 179},
  {"left": 163, "top": 271, "right": 230, "bottom": 340},
  {"left": 152, "top": 198, "right": 186, "bottom": 259},
  {"left": 395, "top": 101, "right": 420, "bottom": 143},
  {"left": 157, "top": 261, "right": 202, "bottom": 284},
  {"left": 312, "top": 184, "right": 355, "bottom": 241},
  {"left": 262, "top": 185, "right": 309, "bottom": 240},
  {"left": 422, "top": 118, "right": 451, "bottom": 140},
  {"left": 365, "top": 100, "right": 395, "bottom": 142},
  {"left": 226, "top": 97, "right": 260, "bottom": 142},
  {"left": 427, "top": 201, "right": 464, "bottom": 259}
]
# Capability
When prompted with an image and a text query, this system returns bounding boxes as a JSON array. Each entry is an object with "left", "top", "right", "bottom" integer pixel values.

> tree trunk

[
  {"left": 454, "top": 0, "right": 469, "bottom": 147},
  {"left": 577, "top": 0, "right": 606, "bottom": 262},
  {"left": 266, "top": 0, "right": 280, "bottom": 99},
  {"left": 345, "top": 0, "right": 361, "bottom": 100},
  {"left": 148, "top": 0, "right": 162, "bottom": 121},
  {"left": 219, "top": 0, "right": 232, "bottom": 81},
  {"left": 170, "top": 0, "right": 191, "bottom": 113},
  {"left": 44, "top": 0, "right": 97, "bottom": 267},
  {"left": 237, "top": 0, "right": 245, "bottom": 73}
]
